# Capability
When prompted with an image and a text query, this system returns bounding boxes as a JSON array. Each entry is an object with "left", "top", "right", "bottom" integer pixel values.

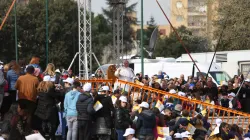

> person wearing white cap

[
  {"left": 76, "top": 83, "right": 95, "bottom": 140},
  {"left": 123, "top": 128, "right": 138, "bottom": 140},
  {"left": 114, "top": 96, "right": 132, "bottom": 140},
  {"left": 99, "top": 86, "right": 110, "bottom": 96},
  {"left": 181, "top": 131, "right": 191, "bottom": 140},
  {"left": 63, "top": 77, "right": 74, "bottom": 88},
  {"left": 94, "top": 85, "right": 115, "bottom": 140},
  {"left": 228, "top": 92, "right": 238, "bottom": 109},
  {"left": 174, "top": 133, "right": 182, "bottom": 139},
  {"left": 136, "top": 102, "right": 156, "bottom": 139}
]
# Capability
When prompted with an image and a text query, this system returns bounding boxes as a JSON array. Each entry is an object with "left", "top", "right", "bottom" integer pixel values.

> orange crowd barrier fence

[
  {"left": 79, "top": 79, "right": 113, "bottom": 92},
  {"left": 79, "top": 79, "right": 250, "bottom": 131}
]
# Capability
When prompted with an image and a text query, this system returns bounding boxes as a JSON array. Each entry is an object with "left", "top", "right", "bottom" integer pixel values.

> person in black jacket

[
  {"left": 115, "top": 96, "right": 132, "bottom": 140},
  {"left": 34, "top": 78, "right": 60, "bottom": 140},
  {"left": 136, "top": 102, "right": 156, "bottom": 140},
  {"left": 94, "top": 86, "right": 115, "bottom": 140},
  {"left": 76, "top": 83, "right": 95, "bottom": 140}
]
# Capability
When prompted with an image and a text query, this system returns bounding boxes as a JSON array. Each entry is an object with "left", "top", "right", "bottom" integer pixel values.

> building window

[
  {"left": 176, "top": 1, "right": 183, "bottom": 9},
  {"left": 176, "top": 16, "right": 184, "bottom": 22}
]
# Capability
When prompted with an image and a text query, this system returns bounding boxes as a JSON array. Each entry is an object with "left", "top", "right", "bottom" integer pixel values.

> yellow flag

[
  {"left": 111, "top": 95, "right": 117, "bottom": 104},
  {"left": 201, "top": 109, "right": 207, "bottom": 116},
  {"left": 155, "top": 100, "right": 164, "bottom": 111},
  {"left": 132, "top": 105, "right": 140, "bottom": 112},
  {"left": 93, "top": 101, "right": 103, "bottom": 111},
  {"left": 157, "top": 127, "right": 169, "bottom": 136},
  {"left": 187, "top": 123, "right": 196, "bottom": 135}
]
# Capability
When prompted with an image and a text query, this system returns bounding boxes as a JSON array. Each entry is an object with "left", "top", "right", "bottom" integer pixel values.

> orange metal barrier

[
  {"left": 117, "top": 79, "right": 250, "bottom": 131},
  {"left": 79, "top": 79, "right": 113, "bottom": 91},
  {"left": 79, "top": 79, "right": 250, "bottom": 131}
]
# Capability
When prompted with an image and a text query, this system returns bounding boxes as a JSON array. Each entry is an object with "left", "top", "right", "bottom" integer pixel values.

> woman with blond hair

[
  {"left": 43, "top": 63, "right": 57, "bottom": 83},
  {"left": 34, "top": 76, "right": 60, "bottom": 140}
]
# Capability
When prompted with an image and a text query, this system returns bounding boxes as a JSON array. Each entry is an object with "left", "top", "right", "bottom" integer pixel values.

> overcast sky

[{"left": 91, "top": 0, "right": 170, "bottom": 25}]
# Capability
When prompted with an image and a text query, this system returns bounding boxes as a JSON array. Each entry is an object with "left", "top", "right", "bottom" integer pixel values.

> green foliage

[
  {"left": 0, "top": 0, "right": 117, "bottom": 71},
  {"left": 154, "top": 26, "right": 210, "bottom": 58},
  {"left": 214, "top": 0, "right": 250, "bottom": 50},
  {"left": 103, "top": 0, "right": 137, "bottom": 54}
]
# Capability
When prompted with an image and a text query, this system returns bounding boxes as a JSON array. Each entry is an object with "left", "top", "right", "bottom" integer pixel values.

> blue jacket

[
  {"left": 64, "top": 90, "right": 81, "bottom": 117},
  {"left": 7, "top": 69, "right": 19, "bottom": 90}
]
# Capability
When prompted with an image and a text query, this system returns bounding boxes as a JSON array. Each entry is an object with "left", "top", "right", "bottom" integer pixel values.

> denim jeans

[
  {"left": 66, "top": 116, "right": 78, "bottom": 140},
  {"left": 60, "top": 111, "right": 66, "bottom": 139},
  {"left": 116, "top": 129, "right": 125, "bottom": 140}
]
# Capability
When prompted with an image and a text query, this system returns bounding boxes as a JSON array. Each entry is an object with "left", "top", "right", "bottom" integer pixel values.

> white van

[{"left": 130, "top": 60, "right": 231, "bottom": 86}]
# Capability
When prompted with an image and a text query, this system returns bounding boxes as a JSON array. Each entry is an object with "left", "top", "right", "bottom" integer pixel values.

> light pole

[
  {"left": 140, "top": 0, "right": 144, "bottom": 76},
  {"left": 14, "top": 1, "right": 18, "bottom": 62},
  {"left": 45, "top": 0, "right": 48, "bottom": 65}
]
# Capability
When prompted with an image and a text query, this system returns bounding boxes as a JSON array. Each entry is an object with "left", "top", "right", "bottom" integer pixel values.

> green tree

[
  {"left": 92, "top": 14, "right": 112, "bottom": 69},
  {"left": 102, "top": 0, "right": 137, "bottom": 55},
  {"left": 214, "top": 0, "right": 250, "bottom": 50},
  {"left": 154, "top": 26, "right": 210, "bottom": 58},
  {"left": 0, "top": 0, "right": 78, "bottom": 69},
  {"left": 0, "top": 0, "right": 16, "bottom": 62}
]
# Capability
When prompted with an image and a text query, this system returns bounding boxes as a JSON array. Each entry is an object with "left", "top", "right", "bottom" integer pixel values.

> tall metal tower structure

[
  {"left": 111, "top": 0, "right": 126, "bottom": 65},
  {"left": 78, "top": 0, "right": 92, "bottom": 79}
]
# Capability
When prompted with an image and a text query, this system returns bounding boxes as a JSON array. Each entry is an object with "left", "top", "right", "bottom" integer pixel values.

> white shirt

[{"left": 115, "top": 67, "right": 135, "bottom": 82}]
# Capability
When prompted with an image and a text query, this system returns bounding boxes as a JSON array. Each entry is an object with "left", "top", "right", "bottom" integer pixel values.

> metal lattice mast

[
  {"left": 78, "top": 0, "right": 92, "bottom": 79},
  {"left": 112, "top": 0, "right": 126, "bottom": 65}
]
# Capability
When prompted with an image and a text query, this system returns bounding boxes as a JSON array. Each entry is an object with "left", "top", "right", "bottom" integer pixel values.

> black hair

[
  {"left": 26, "top": 65, "right": 35, "bottom": 74},
  {"left": 73, "top": 81, "right": 81, "bottom": 88}
]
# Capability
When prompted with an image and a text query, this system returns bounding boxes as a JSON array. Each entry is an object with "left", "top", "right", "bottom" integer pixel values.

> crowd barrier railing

[
  {"left": 117, "top": 80, "right": 250, "bottom": 131},
  {"left": 79, "top": 79, "right": 250, "bottom": 131},
  {"left": 79, "top": 79, "right": 113, "bottom": 92}
]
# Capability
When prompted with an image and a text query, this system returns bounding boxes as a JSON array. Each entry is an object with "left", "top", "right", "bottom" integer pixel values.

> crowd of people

[{"left": 0, "top": 57, "right": 250, "bottom": 140}]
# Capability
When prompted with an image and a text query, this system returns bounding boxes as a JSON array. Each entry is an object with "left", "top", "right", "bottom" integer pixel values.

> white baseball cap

[
  {"left": 123, "top": 128, "right": 135, "bottom": 137},
  {"left": 100, "top": 86, "right": 109, "bottom": 91},
  {"left": 169, "top": 89, "right": 176, "bottom": 94},
  {"left": 174, "top": 133, "right": 182, "bottom": 138},
  {"left": 181, "top": 132, "right": 190, "bottom": 138},
  {"left": 216, "top": 118, "right": 222, "bottom": 126},
  {"left": 55, "top": 69, "right": 61, "bottom": 73},
  {"left": 63, "top": 78, "right": 74, "bottom": 85},
  {"left": 139, "top": 102, "right": 149, "bottom": 109},
  {"left": 83, "top": 83, "right": 92, "bottom": 92},
  {"left": 221, "top": 81, "right": 228, "bottom": 86},
  {"left": 228, "top": 92, "right": 236, "bottom": 97},
  {"left": 245, "top": 79, "right": 250, "bottom": 82},
  {"left": 178, "top": 91, "right": 186, "bottom": 96},
  {"left": 43, "top": 75, "right": 51, "bottom": 82},
  {"left": 119, "top": 96, "right": 127, "bottom": 103},
  {"left": 183, "top": 131, "right": 191, "bottom": 135}
]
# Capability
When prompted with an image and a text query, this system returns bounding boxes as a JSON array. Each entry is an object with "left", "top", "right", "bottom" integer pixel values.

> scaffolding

[
  {"left": 78, "top": 0, "right": 92, "bottom": 79},
  {"left": 111, "top": 0, "right": 126, "bottom": 65}
]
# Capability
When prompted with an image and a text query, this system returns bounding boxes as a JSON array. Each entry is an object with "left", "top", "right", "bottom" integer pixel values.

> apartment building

[{"left": 171, "top": 0, "right": 218, "bottom": 38}]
